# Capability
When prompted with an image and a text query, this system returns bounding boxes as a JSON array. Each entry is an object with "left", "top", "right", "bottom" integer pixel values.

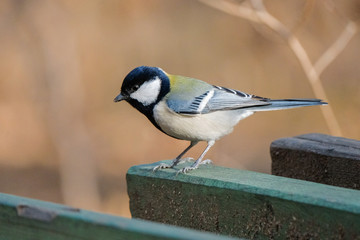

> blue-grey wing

[
  {"left": 167, "top": 86, "right": 270, "bottom": 114},
  {"left": 167, "top": 90, "right": 215, "bottom": 114}
]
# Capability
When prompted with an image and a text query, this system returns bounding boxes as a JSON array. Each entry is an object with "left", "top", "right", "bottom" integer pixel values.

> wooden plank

[
  {"left": 127, "top": 161, "right": 360, "bottom": 239},
  {"left": 0, "top": 192, "right": 238, "bottom": 240},
  {"left": 271, "top": 133, "right": 360, "bottom": 189}
]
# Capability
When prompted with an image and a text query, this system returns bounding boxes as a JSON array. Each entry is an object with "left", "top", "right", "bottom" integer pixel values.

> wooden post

[
  {"left": 0, "top": 192, "right": 236, "bottom": 240},
  {"left": 271, "top": 133, "right": 360, "bottom": 190},
  {"left": 127, "top": 160, "right": 360, "bottom": 239}
]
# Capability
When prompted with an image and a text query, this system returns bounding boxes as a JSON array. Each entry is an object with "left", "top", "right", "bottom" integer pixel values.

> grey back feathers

[
  {"left": 167, "top": 85, "right": 326, "bottom": 115},
  {"left": 249, "top": 98, "right": 327, "bottom": 111},
  {"left": 166, "top": 85, "right": 269, "bottom": 114}
]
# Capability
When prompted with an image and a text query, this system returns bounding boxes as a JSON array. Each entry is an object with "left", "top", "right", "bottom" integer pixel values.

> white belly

[{"left": 153, "top": 101, "right": 254, "bottom": 141}]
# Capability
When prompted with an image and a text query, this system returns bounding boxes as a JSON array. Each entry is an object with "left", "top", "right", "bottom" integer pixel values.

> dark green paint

[
  {"left": 0, "top": 192, "right": 238, "bottom": 240},
  {"left": 127, "top": 161, "right": 360, "bottom": 239}
]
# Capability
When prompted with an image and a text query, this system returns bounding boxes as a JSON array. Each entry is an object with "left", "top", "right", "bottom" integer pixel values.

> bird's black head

[{"left": 114, "top": 66, "right": 170, "bottom": 116}]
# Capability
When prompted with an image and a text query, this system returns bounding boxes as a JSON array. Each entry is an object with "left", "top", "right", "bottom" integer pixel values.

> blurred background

[{"left": 0, "top": 0, "right": 359, "bottom": 217}]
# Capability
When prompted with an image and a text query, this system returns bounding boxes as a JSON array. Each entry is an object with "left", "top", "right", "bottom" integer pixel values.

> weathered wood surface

[
  {"left": 0, "top": 192, "right": 238, "bottom": 240},
  {"left": 127, "top": 161, "right": 360, "bottom": 239},
  {"left": 271, "top": 133, "right": 360, "bottom": 189}
]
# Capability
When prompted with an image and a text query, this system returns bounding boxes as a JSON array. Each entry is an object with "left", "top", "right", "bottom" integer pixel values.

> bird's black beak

[{"left": 114, "top": 93, "right": 126, "bottom": 102}]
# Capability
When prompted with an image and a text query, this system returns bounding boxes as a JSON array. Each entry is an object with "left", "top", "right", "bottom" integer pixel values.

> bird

[{"left": 114, "top": 66, "right": 327, "bottom": 174}]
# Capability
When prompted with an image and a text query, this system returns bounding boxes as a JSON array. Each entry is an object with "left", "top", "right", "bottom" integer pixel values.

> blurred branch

[
  {"left": 198, "top": 0, "right": 359, "bottom": 136},
  {"left": 311, "top": 21, "right": 357, "bottom": 79},
  {"left": 250, "top": 0, "right": 344, "bottom": 136},
  {"left": 198, "top": 0, "right": 260, "bottom": 22}
]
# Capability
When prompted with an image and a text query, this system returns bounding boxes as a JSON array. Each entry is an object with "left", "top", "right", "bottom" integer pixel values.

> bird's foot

[
  {"left": 178, "top": 157, "right": 195, "bottom": 164},
  {"left": 153, "top": 157, "right": 195, "bottom": 172},
  {"left": 152, "top": 163, "right": 172, "bottom": 172},
  {"left": 199, "top": 159, "right": 212, "bottom": 165},
  {"left": 177, "top": 166, "right": 198, "bottom": 175},
  {"left": 176, "top": 159, "right": 212, "bottom": 175}
]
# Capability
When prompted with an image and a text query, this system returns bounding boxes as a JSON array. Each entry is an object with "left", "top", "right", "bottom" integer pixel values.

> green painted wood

[
  {"left": 271, "top": 133, "right": 360, "bottom": 189},
  {"left": 127, "top": 161, "right": 360, "bottom": 239},
  {"left": 0, "top": 192, "right": 239, "bottom": 240}
]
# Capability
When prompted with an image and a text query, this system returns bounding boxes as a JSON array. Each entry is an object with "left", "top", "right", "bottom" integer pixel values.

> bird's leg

[
  {"left": 153, "top": 141, "right": 198, "bottom": 171},
  {"left": 178, "top": 140, "right": 215, "bottom": 174}
]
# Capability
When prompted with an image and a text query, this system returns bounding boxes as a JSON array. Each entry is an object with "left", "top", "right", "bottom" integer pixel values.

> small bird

[{"left": 114, "top": 66, "right": 327, "bottom": 174}]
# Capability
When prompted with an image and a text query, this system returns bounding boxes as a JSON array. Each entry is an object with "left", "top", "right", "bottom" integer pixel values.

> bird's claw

[
  {"left": 177, "top": 166, "right": 198, "bottom": 175},
  {"left": 154, "top": 159, "right": 212, "bottom": 174},
  {"left": 178, "top": 157, "right": 195, "bottom": 164},
  {"left": 152, "top": 163, "right": 172, "bottom": 172},
  {"left": 153, "top": 157, "right": 196, "bottom": 172},
  {"left": 176, "top": 159, "right": 212, "bottom": 175},
  {"left": 200, "top": 159, "right": 212, "bottom": 165}
]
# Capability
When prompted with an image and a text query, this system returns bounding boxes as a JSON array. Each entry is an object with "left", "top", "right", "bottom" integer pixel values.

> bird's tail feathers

[{"left": 252, "top": 98, "right": 327, "bottom": 112}]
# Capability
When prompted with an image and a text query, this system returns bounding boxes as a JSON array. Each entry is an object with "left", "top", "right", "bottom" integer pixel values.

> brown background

[{"left": 0, "top": 0, "right": 359, "bottom": 217}]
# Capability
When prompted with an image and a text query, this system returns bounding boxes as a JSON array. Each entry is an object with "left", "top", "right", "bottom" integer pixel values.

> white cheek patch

[{"left": 130, "top": 77, "right": 162, "bottom": 106}]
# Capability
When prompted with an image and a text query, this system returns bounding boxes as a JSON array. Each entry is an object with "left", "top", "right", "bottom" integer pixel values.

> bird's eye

[{"left": 131, "top": 85, "right": 140, "bottom": 92}]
